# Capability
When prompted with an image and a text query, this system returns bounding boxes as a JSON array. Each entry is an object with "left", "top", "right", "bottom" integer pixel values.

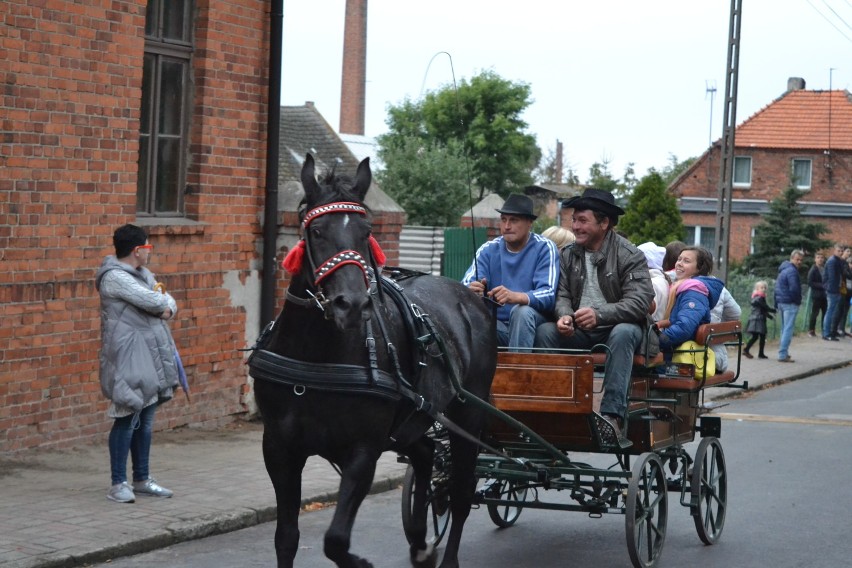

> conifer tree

[
  {"left": 741, "top": 185, "right": 831, "bottom": 277},
  {"left": 619, "top": 170, "right": 684, "bottom": 245}
]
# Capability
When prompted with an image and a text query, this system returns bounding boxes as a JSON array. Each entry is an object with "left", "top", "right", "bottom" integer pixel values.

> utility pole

[{"left": 713, "top": 0, "right": 743, "bottom": 282}]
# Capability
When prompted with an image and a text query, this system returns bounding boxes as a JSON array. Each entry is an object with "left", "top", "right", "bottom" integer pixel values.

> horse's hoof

[
  {"left": 353, "top": 556, "right": 374, "bottom": 568},
  {"left": 410, "top": 543, "right": 437, "bottom": 568}
]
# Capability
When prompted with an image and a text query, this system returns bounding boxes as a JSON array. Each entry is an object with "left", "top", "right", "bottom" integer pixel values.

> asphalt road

[{"left": 92, "top": 367, "right": 852, "bottom": 568}]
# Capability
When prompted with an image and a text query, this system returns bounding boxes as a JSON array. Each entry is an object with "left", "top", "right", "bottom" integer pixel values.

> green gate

[{"left": 442, "top": 227, "right": 488, "bottom": 280}]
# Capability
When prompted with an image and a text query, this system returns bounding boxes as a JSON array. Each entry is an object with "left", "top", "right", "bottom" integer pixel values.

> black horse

[{"left": 250, "top": 154, "right": 497, "bottom": 568}]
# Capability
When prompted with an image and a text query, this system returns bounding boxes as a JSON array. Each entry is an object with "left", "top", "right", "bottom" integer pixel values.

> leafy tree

[
  {"left": 375, "top": 136, "right": 469, "bottom": 226},
  {"left": 741, "top": 185, "right": 832, "bottom": 277},
  {"left": 587, "top": 159, "right": 634, "bottom": 203},
  {"left": 660, "top": 153, "right": 697, "bottom": 186},
  {"left": 380, "top": 70, "right": 540, "bottom": 202},
  {"left": 619, "top": 170, "right": 685, "bottom": 245}
]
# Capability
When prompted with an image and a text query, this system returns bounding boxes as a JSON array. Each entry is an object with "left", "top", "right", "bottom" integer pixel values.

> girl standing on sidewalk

[{"left": 745, "top": 281, "right": 776, "bottom": 359}]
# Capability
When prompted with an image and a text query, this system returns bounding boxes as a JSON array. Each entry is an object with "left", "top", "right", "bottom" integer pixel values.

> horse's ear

[
  {"left": 301, "top": 154, "right": 320, "bottom": 200},
  {"left": 353, "top": 157, "right": 371, "bottom": 201}
]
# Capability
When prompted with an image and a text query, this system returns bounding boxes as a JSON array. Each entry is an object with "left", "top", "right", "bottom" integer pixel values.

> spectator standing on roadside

[
  {"left": 744, "top": 281, "right": 775, "bottom": 359},
  {"left": 836, "top": 247, "right": 852, "bottom": 336},
  {"left": 775, "top": 249, "right": 804, "bottom": 361},
  {"left": 96, "top": 224, "right": 179, "bottom": 503},
  {"left": 807, "top": 252, "right": 827, "bottom": 337},
  {"left": 822, "top": 243, "right": 845, "bottom": 341}
]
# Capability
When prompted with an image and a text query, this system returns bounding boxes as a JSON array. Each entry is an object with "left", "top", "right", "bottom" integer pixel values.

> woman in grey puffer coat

[{"left": 95, "top": 224, "right": 179, "bottom": 503}]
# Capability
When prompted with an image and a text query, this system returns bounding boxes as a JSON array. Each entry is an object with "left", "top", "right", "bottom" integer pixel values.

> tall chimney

[
  {"left": 339, "top": 0, "right": 368, "bottom": 135},
  {"left": 555, "top": 140, "right": 563, "bottom": 184}
]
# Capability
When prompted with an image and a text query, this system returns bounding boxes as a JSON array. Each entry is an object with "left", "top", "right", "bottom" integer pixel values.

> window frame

[
  {"left": 791, "top": 158, "right": 812, "bottom": 190},
  {"left": 137, "top": 0, "right": 194, "bottom": 217},
  {"left": 732, "top": 156, "right": 752, "bottom": 187}
]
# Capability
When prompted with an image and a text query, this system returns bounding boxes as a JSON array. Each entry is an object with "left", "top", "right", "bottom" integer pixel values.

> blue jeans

[
  {"left": 496, "top": 305, "right": 549, "bottom": 353},
  {"left": 536, "top": 322, "right": 642, "bottom": 417},
  {"left": 108, "top": 403, "right": 157, "bottom": 486},
  {"left": 823, "top": 293, "right": 842, "bottom": 338},
  {"left": 777, "top": 302, "right": 800, "bottom": 359}
]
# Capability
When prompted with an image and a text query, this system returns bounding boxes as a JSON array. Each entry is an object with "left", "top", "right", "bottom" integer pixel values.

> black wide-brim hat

[
  {"left": 562, "top": 188, "right": 625, "bottom": 219},
  {"left": 495, "top": 193, "right": 537, "bottom": 220}
]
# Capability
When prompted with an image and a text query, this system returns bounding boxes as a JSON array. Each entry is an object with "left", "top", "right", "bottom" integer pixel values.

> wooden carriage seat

[{"left": 651, "top": 320, "right": 742, "bottom": 391}]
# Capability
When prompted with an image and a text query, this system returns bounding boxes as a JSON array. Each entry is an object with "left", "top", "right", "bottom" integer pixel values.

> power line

[
  {"left": 806, "top": 0, "right": 852, "bottom": 42},
  {"left": 822, "top": 0, "right": 852, "bottom": 31}
]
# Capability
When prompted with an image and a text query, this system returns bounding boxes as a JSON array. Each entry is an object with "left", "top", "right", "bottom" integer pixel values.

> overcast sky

[{"left": 281, "top": 0, "right": 852, "bottom": 181}]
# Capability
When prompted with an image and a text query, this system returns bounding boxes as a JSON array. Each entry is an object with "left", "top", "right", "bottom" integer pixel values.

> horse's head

[{"left": 293, "top": 153, "right": 377, "bottom": 330}]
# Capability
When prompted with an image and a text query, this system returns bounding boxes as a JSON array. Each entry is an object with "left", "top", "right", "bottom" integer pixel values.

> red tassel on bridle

[
  {"left": 281, "top": 240, "right": 306, "bottom": 274},
  {"left": 369, "top": 236, "right": 386, "bottom": 267}
]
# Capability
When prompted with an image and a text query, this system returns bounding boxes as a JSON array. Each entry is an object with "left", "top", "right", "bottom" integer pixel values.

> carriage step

[{"left": 592, "top": 413, "right": 632, "bottom": 450}]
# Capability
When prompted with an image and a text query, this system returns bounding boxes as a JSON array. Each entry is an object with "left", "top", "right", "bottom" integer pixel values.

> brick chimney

[
  {"left": 787, "top": 77, "right": 806, "bottom": 92},
  {"left": 339, "top": 0, "right": 367, "bottom": 135}
]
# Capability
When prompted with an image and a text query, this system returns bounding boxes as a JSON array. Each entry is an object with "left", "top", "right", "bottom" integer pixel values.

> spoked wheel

[
  {"left": 400, "top": 465, "right": 450, "bottom": 546},
  {"left": 485, "top": 478, "right": 529, "bottom": 528},
  {"left": 691, "top": 437, "right": 727, "bottom": 544},
  {"left": 625, "top": 452, "right": 668, "bottom": 568}
]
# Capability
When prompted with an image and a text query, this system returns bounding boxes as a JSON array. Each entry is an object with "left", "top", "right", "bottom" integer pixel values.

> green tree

[
  {"left": 660, "top": 153, "right": 697, "bottom": 186},
  {"left": 380, "top": 70, "right": 540, "bottom": 202},
  {"left": 587, "top": 159, "right": 634, "bottom": 202},
  {"left": 375, "top": 136, "right": 469, "bottom": 226},
  {"left": 741, "top": 185, "right": 832, "bottom": 276},
  {"left": 619, "top": 170, "right": 685, "bottom": 245}
]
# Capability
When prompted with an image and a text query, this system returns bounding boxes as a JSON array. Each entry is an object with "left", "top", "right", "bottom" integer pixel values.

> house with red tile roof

[{"left": 670, "top": 78, "right": 852, "bottom": 261}]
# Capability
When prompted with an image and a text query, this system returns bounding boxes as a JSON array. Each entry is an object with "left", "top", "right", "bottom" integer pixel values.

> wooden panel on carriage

[
  {"left": 490, "top": 352, "right": 595, "bottom": 414},
  {"left": 487, "top": 352, "right": 599, "bottom": 450}
]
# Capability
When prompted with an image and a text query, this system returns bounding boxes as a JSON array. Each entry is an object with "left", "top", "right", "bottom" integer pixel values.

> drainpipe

[{"left": 261, "top": 0, "right": 284, "bottom": 328}]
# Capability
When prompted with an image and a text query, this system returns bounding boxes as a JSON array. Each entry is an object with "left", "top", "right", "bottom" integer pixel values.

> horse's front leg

[
  {"left": 438, "top": 433, "right": 479, "bottom": 568},
  {"left": 262, "top": 429, "right": 307, "bottom": 568},
  {"left": 404, "top": 436, "right": 438, "bottom": 568},
  {"left": 324, "top": 448, "right": 381, "bottom": 568}
]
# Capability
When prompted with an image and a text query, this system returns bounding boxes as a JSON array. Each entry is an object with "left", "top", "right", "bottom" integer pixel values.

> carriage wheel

[
  {"left": 625, "top": 452, "right": 668, "bottom": 568},
  {"left": 485, "top": 479, "right": 529, "bottom": 528},
  {"left": 400, "top": 464, "right": 450, "bottom": 546},
  {"left": 691, "top": 437, "right": 727, "bottom": 545}
]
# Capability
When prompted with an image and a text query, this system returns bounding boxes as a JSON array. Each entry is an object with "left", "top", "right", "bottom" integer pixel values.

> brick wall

[
  {"left": 0, "top": 0, "right": 271, "bottom": 452},
  {"left": 674, "top": 146, "right": 852, "bottom": 260}
]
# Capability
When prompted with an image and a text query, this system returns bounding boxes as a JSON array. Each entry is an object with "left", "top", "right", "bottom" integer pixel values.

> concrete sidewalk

[{"left": 1, "top": 334, "right": 850, "bottom": 568}]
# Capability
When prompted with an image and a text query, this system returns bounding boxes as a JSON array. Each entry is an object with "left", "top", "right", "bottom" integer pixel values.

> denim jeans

[
  {"left": 776, "top": 302, "right": 800, "bottom": 359},
  {"left": 495, "top": 305, "right": 550, "bottom": 353},
  {"left": 823, "top": 293, "right": 841, "bottom": 339},
  {"left": 535, "top": 322, "right": 642, "bottom": 417},
  {"left": 108, "top": 403, "right": 157, "bottom": 485}
]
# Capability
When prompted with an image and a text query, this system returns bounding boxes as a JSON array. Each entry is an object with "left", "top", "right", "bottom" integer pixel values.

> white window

[
  {"left": 685, "top": 226, "right": 716, "bottom": 251},
  {"left": 792, "top": 159, "right": 812, "bottom": 190},
  {"left": 733, "top": 156, "right": 752, "bottom": 187}
]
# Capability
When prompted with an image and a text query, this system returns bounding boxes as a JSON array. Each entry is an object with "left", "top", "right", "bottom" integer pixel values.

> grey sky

[{"left": 281, "top": 0, "right": 851, "bottom": 181}]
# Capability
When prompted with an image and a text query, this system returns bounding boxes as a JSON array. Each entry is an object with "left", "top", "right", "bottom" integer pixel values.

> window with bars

[{"left": 137, "top": 0, "right": 194, "bottom": 216}]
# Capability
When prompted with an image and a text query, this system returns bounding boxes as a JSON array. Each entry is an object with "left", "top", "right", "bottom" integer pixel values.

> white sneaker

[
  {"left": 133, "top": 477, "right": 173, "bottom": 498},
  {"left": 107, "top": 482, "right": 135, "bottom": 503}
]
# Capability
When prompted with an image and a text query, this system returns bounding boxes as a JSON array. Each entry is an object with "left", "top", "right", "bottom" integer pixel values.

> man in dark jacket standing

[
  {"left": 807, "top": 252, "right": 827, "bottom": 337},
  {"left": 536, "top": 189, "right": 653, "bottom": 440},
  {"left": 822, "top": 243, "right": 845, "bottom": 341},
  {"left": 775, "top": 250, "right": 804, "bottom": 362}
]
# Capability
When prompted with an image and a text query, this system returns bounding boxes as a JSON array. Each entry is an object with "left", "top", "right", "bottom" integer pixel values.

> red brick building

[
  {"left": 670, "top": 78, "right": 852, "bottom": 260},
  {"left": 1, "top": 1, "right": 403, "bottom": 453}
]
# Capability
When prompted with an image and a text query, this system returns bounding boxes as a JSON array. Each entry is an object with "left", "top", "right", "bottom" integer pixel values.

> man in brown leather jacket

[{"left": 536, "top": 189, "right": 653, "bottom": 438}]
